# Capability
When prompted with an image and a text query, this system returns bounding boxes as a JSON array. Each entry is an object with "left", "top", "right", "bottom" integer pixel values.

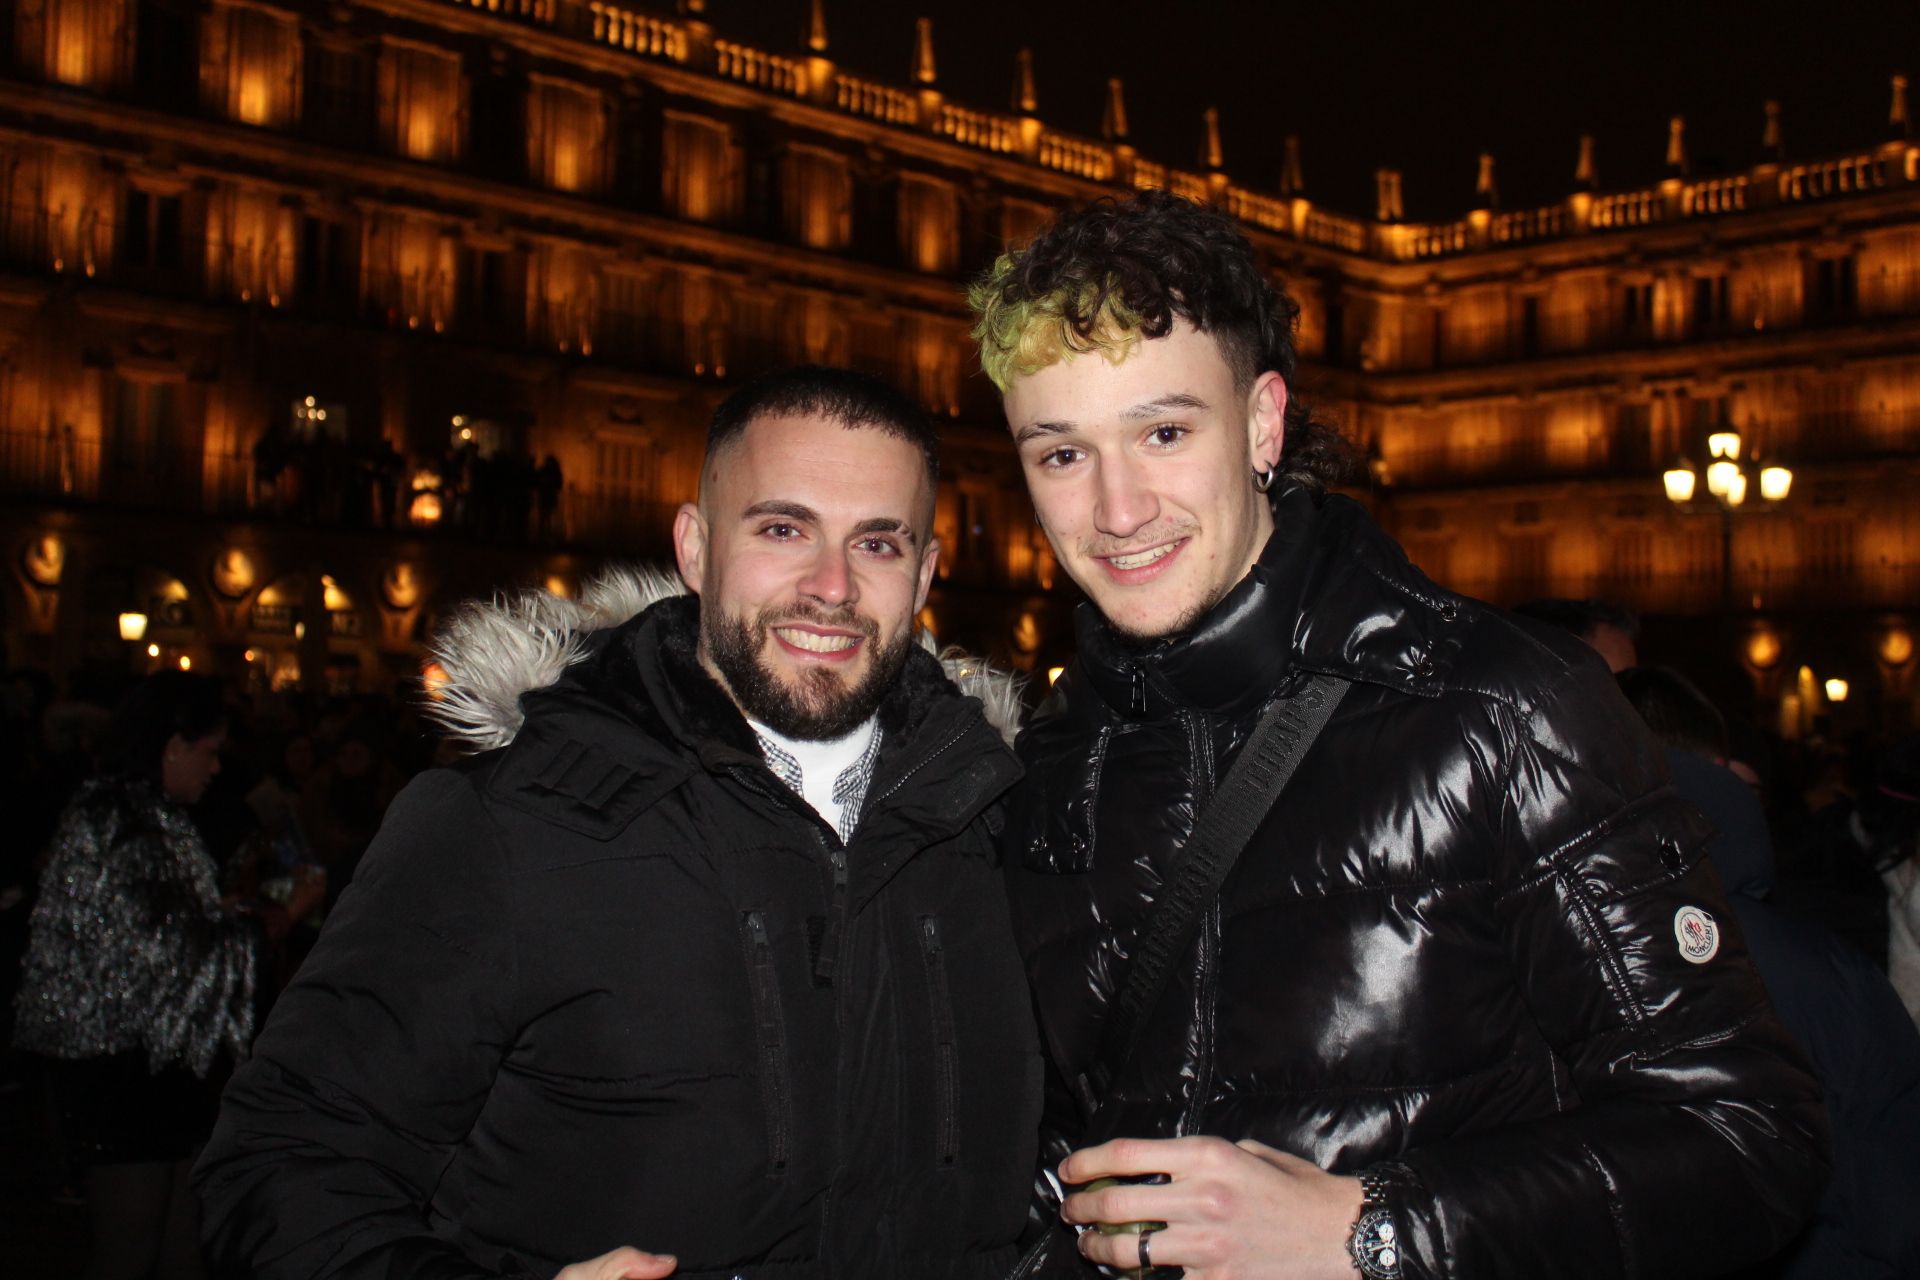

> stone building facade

[{"left": 1, "top": 0, "right": 1914, "bottom": 733}]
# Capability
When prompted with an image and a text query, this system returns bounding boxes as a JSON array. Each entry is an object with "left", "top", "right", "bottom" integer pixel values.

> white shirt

[{"left": 749, "top": 716, "right": 882, "bottom": 842}]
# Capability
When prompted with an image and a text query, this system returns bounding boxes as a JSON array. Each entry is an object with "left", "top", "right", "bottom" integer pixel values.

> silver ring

[{"left": 1138, "top": 1225, "right": 1157, "bottom": 1271}]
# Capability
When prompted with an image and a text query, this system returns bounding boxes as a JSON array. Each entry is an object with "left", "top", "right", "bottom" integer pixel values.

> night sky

[{"left": 715, "top": 0, "right": 1920, "bottom": 221}]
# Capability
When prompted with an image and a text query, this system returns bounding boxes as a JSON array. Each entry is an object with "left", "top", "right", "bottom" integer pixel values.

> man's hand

[
  {"left": 553, "top": 1246, "right": 677, "bottom": 1280},
  {"left": 1059, "top": 1136, "right": 1364, "bottom": 1279}
]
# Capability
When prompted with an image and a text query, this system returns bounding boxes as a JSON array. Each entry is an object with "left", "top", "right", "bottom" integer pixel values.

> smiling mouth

[
  {"left": 773, "top": 627, "right": 862, "bottom": 655},
  {"left": 1103, "top": 541, "right": 1183, "bottom": 571}
]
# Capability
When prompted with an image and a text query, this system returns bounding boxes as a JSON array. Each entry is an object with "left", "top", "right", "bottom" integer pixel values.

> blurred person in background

[
  {"left": 11, "top": 671, "right": 323, "bottom": 1280},
  {"left": 1511, "top": 597, "right": 1640, "bottom": 672},
  {"left": 1851, "top": 734, "right": 1920, "bottom": 1023},
  {"left": 1619, "top": 666, "right": 1920, "bottom": 1278},
  {"left": 297, "top": 721, "right": 404, "bottom": 900}
]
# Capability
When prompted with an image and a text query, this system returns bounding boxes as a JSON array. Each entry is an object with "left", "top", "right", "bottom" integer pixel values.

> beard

[
  {"left": 704, "top": 601, "right": 914, "bottom": 740},
  {"left": 1107, "top": 583, "right": 1233, "bottom": 651}
]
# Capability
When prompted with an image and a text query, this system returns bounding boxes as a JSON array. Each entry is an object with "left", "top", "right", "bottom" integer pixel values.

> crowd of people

[
  {"left": 0, "top": 664, "right": 439, "bottom": 1277},
  {"left": 251, "top": 427, "right": 565, "bottom": 542}
]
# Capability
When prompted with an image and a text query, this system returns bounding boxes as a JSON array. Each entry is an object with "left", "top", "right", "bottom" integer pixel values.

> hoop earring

[{"left": 1253, "top": 466, "right": 1277, "bottom": 493}]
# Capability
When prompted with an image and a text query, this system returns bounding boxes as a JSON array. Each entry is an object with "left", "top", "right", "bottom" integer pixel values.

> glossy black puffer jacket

[{"left": 1006, "top": 485, "right": 1828, "bottom": 1279}]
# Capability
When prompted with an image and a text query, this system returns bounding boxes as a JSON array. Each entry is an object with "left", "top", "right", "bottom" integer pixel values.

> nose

[
  {"left": 796, "top": 543, "right": 856, "bottom": 608},
  {"left": 1093, "top": 453, "right": 1160, "bottom": 541}
]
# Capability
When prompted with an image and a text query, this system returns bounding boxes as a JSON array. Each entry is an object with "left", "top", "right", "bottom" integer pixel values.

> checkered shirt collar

[{"left": 753, "top": 723, "right": 884, "bottom": 842}]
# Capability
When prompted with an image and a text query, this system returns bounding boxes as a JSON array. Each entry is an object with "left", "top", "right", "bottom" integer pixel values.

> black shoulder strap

[{"left": 1081, "top": 670, "right": 1352, "bottom": 1108}]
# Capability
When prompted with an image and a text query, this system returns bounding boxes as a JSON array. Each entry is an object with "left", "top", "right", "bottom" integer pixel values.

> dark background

[{"left": 720, "top": 0, "right": 1920, "bottom": 219}]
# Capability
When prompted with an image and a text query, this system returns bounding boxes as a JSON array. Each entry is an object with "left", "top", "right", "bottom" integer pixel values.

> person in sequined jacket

[
  {"left": 966, "top": 191, "right": 1829, "bottom": 1280},
  {"left": 13, "top": 671, "right": 322, "bottom": 1280}
]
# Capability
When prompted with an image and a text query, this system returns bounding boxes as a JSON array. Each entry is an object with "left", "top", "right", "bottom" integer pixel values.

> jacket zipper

[
  {"left": 916, "top": 915, "right": 960, "bottom": 1169},
  {"left": 868, "top": 720, "right": 972, "bottom": 810},
  {"left": 740, "top": 911, "right": 792, "bottom": 1176},
  {"left": 813, "top": 826, "right": 850, "bottom": 987},
  {"left": 729, "top": 764, "right": 848, "bottom": 984}
]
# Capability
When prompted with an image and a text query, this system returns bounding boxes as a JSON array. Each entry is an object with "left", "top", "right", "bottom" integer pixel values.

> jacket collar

[
  {"left": 497, "top": 595, "right": 1021, "bottom": 850},
  {"left": 1073, "top": 482, "right": 1318, "bottom": 719},
  {"left": 1068, "top": 482, "right": 1460, "bottom": 722}
]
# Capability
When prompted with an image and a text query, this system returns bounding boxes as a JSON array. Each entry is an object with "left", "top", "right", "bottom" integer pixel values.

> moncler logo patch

[{"left": 1674, "top": 905, "right": 1721, "bottom": 964}]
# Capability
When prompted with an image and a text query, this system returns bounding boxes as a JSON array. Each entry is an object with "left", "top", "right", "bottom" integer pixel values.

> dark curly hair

[
  {"left": 968, "top": 189, "right": 1353, "bottom": 492},
  {"left": 100, "top": 671, "right": 228, "bottom": 786}
]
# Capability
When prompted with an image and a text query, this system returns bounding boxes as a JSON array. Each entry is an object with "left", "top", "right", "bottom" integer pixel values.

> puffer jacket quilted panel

[{"left": 1006, "top": 485, "right": 1828, "bottom": 1280}]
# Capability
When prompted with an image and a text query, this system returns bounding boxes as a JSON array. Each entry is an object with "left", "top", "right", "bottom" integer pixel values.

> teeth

[
  {"left": 775, "top": 628, "right": 860, "bottom": 654},
  {"left": 1108, "top": 543, "right": 1178, "bottom": 570}
]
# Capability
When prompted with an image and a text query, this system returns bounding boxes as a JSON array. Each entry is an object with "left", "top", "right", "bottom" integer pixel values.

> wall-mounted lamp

[
  {"left": 383, "top": 562, "right": 422, "bottom": 611},
  {"left": 24, "top": 534, "right": 66, "bottom": 587},
  {"left": 1882, "top": 628, "right": 1914, "bottom": 668},
  {"left": 1824, "top": 677, "right": 1850, "bottom": 704},
  {"left": 1744, "top": 630, "right": 1781, "bottom": 670},
  {"left": 212, "top": 548, "right": 257, "bottom": 599},
  {"left": 119, "top": 611, "right": 149, "bottom": 642}
]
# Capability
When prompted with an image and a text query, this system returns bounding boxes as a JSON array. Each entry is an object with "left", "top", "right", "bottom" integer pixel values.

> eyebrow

[
  {"left": 742, "top": 501, "right": 917, "bottom": 545},
  {"left": 1012, "top": 392, "right": 1213, "bottom": 445},
  {"left": 1122, "top": 392, "right": 1210, "bottom": 420},
  {"left": 852, "top": 517, "right": 917, "bottom": 545},
  {"left": 743, "top": 500, "right": 818, "bottom": 523}
]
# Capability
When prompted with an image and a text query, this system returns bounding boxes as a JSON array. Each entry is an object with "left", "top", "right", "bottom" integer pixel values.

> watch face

[{"left": 1349, "top": 1207, "right": 1403, "bottom": 1279}]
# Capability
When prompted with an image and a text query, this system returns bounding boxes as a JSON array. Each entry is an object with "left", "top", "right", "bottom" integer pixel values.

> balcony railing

[
  {"left": 0, "top": 428, "right": 673, "bottom": 557},
  {"left": 1382, "top": 408, "right": 1920, "bottom": 491},
  {"left": 0, "top": 430, "right": 1047, "bottom": 588},
  {"left": 1452, "top": 556, "right": 1920, "bottom": 617},
  {"left": 1391, "top": 267, "right": 1920, "bottom": 372}
]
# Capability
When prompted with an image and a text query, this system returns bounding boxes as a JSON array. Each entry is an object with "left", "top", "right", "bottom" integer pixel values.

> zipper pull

[{"left": 1130, "top": 661, "right": 1147, "bottom": 715}]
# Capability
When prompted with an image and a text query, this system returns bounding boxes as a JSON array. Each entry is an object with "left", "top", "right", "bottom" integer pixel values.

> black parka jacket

[
  {"left": 1007, "top": 486, "right": 1829, "bottom": 1279},
  {"left": 195, "top": 593, "right": 1042, "bottom": 1280}
]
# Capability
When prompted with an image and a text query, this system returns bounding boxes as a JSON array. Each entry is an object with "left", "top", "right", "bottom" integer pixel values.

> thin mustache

[
  {"left": 1080, "top": 525, "right": 1197, "bottom": 558},
  {"left": 758, "top": 605, "right": 878, "bottom": 638}
]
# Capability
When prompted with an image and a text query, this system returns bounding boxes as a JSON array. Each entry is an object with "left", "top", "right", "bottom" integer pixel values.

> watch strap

[{"left": 1347, "top": 1172, "right": 1403, "bottom": 1279}]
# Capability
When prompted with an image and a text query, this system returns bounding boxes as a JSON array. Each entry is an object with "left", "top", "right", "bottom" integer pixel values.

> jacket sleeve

[
  {"left": 1382, "top": 667, "right": 1830, "bottom": 1280},
  {"left": 193, "top": 769, "right": 533, "bottom": 1280}
]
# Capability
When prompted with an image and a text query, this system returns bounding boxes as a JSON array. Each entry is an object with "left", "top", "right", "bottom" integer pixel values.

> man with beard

[
  {"left": 968, "top": 192, "right": 1827, "bottom": 1279},
  {"left": 194, "top": 367, "right": 1041, "bottom": 1280}
]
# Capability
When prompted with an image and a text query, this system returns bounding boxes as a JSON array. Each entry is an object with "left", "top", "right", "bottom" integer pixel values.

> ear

[
  {"left": 672, "top": 503, "right": 707, "bottom": 594},
  {"left": 1248, "top": 371, "right": 1288, "bottom": 473},
  {"left": 914, "top": 537, "right": 941, "bottom": 612}
]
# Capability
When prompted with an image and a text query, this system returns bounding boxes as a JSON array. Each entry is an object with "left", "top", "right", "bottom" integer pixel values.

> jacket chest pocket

[
  {"left": 740, "top": 911, "right": 792, "bottom": 1176},
  {"left": 916, "top": 914, "right": 960, "bottom": 1169}
]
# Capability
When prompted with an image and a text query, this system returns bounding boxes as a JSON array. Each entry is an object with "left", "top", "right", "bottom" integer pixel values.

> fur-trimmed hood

[{"left": 424, "top": 566, "right": 1024, "bottom": 751}]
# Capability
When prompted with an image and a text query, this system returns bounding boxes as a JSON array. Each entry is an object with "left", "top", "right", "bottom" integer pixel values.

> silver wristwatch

[{"left": 1347, "top": 1171, "right": 1403, "bottom": 1279}]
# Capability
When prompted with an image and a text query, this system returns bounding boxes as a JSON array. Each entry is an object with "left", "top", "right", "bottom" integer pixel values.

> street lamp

[{"left": 1661, "top": 425, "right": 1792, "bottom": 611}]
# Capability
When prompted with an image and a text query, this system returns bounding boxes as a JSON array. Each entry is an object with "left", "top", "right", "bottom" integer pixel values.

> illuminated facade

[{"left": 1, "top": 0, "right": 1914, "bottom": 731}]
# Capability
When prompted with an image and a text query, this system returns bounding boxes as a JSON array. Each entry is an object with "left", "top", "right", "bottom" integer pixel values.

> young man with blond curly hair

[{"left": 970, "top": 191, "right": 1828, "bottom": 1280}]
